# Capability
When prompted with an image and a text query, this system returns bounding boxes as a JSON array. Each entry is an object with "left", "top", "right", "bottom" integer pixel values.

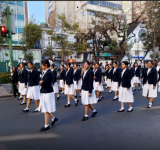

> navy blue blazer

[
  {"left": 82, "top": 69, "right": 94, "bottom": 94},
  {"left": 94, "top": 68, "right": 102, "bottom": 83},
  {"left": 141, "top": 67, "right": 148, "bottom": 79},
  {"left": 65, "top": 69, "right": 73, "bottom": 86},
  {"left": 40, "top": 69, "right": 53, "bottom": 93},
  {"left": 60, "top": 69, "right": 66, "bottom": 82},
  {"left": 21, "top": 68, "right": 28, "bottom": 85},
  {"left": 157, "top": 68, "right": 160, "bottom": 82},
  {"left": 73, "top": 69, "right": 79, "bottom": 83},
  {"left": 52, "top": 69, "right": 57, "bottom": 85},
  {"left": 133, "top": 67, "right": 140, "bottom": 78},
  {"left": 129, "top": 67, "right": 134, "bottom": 78},
  {"left": 28, "top": 68, "right": 39, "bottom": 86},
  {"left": 18, "top": 70, "right": 22, "bottom": 82},
  {"left": 118, "top": 68, "right": 131, "bottom": 88},
  {"left": 108, "top": 68, "right": 113, "bottom": 79},
  {"left": 142, "top": 68, "right": 157, "bottom": 86},
  {"left": 112, "top": 67, "right": 121, "bottom": 82},
  {"left": 78, "top": 69, "right": 82, "bottom": 79},
  {"left": 105, "top": 69, "right": 109, "bottom": 77}
]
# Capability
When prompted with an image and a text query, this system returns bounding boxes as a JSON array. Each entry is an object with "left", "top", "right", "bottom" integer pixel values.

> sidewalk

[{"left": 0, "top": 84, "right": 12, "bottom": 98}]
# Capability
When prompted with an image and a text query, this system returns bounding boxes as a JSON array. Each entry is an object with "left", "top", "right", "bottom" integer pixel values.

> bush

[{"left": 0, "top": 74, "right": 11, "bottom": 84}]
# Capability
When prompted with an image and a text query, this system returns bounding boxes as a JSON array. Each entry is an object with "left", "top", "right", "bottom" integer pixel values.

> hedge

[{"left": 0, "top": 72, "right": 11, "bottom": 84}]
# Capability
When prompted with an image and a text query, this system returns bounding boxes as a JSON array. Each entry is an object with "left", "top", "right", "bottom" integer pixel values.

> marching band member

[
  {"left": 93, "top": 63, "right": 104, "bottom": 102},
  {"left": 105, "top": 65, "right": 109, "bottom": 88},
  {"left": 118, "top": 61, "right": 134, "bottom": 112},
  {"left": 81, "top": 60, "right": 97, "bottom": 121},
  {"left": 107, "top": 64, "right": 113, "bottom": 93},
  {"left": 50, "top": 64, "right": 60, "bottom": 100},
  {"left": 39, "top": 59, "right": 58, "bottom": 132},
  {"left": 133, "top": 62, "right": 141, "bottom": 91},
  {"left": 22, "top": 62, "right": 40, "bottom": 112},
  {"left": 64, "top": 63, "right": 79, "bottom": 107},
  {"left": 20, "top": 62, "right": 29, "bottom": 105},
  {"left": 156, "top": 61, "right": 160, "bottom": 92},
  {"left": 59, "top": 65, "right": 66, "bottom": 94},
  {"left": 142, "top": 61, "right": 157, "bottom": 108},
  {"left": 73, "top": 64, "right": 81, "bottom": 98},
  {"left": 111, "top": 62, "right": 121, "bottom": 100}
]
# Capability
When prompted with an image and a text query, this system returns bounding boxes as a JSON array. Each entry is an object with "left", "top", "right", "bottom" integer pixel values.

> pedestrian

[
  {"left": 107, "top": 64, "right": 113, "bottom": 93},
  {"left": 50, "top": 64, "right": 60, "bottom": 101},
  {"left": 128, "top": 63, "right": 134, "bottom": 89},
  {"left": 133, "top": 62, "right": 141, "bottom": 91},
  {"left": 59, "top": 65, "right": 66, "bottom": 94},
  {"left": 104, "top": 65, "right": 109, "bottom": 88},
  {"left": 118, "top": 61, "right": 134, "bottom": 112},
  {"left": 141, "top": 62, "right": 148, "bottom": 89},
  {"left": 17, "top": 64, "right": 23, "bottom": 100},
  {"left": 156, "top": 61, "right": 160, "bottom": 92},
  {"left": 64, "top": 63, "right": 79, "bottom": 107},
  {"left": 39, "top": 59, "right": 58, "bottom": 131},
  {"left": 142, "top": 60, "right": 157, "bottom": 108},
  {"left": 81, "top": 60, "right": 97, "bottom": 121}
]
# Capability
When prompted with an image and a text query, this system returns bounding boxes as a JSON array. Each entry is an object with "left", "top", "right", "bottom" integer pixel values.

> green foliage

[
  {"left": 0, "top": 72, "right": 11, "bottom": 84},
  {"left": 43, "top": 46, "right": 55, "bottom": 61},
  {"left": 23, "top": 50, "right": 34, "bottom": 63}
]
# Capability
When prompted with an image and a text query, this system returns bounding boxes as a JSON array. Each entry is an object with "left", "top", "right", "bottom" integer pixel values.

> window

[
  {"left": 135, "top": 51, "right": 139, "bottom": 56},
  {"left": 82, "top": 10, "right": 86, "bottom": 16},
  {"left": 17, "top": 1, "right": 23, "bottom": 6},
  {"left": 18, "top": 28, "right": 23, "bottom": 33},
  {"left": 8, "top": 1, "right": 15, "bottom": 5},
  {"left": 12, "top": 41, "right": 18, "bottom": 44},
  {"left": 17, "top": 14, "right": 24, "bottom": 20},
  {"left": 17, "top": 6, "right": 24, "bottom": 14}
]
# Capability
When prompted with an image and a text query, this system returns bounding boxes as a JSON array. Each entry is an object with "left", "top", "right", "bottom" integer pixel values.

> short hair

[
  {"left": 148, "top": 60, "right": 153, "bottom": 65},
  {"left": 95, "top": 62, "right": 99, "bottom": 66},
  {"left": 61, "top": 65, "right": 64, "bottom": 68},
  {"left": 28, "top": 62, "right": 34, "bottom": 65},
  {"left": 113, "top": 61, "right": 117, "bottom": 65},
  {"left": 84, "top": 60, "right": 90, "bottom": 66},
  {"left": 21, "top": 62, "right": 25, "bottom": 67},
  {"left": 109, "top": 63, "right": 112, "bottom": 66},
  {"left": 17, "top": 64, "right": 20, "bottom": 68},
  {"left": 122, "top": 61, "right": 129, "bottom": 66},
  {"left": 51, "top": 64, "right": 55, "bottom": 68},
  {"left": 41, "top": 59, "right": 50, "bottom": 67},
  {"left": 67, "top": 63, "right": 71, "bottom": 67},
  {"left": 134, "top": 62, "right": 138, "bottom": 66}
]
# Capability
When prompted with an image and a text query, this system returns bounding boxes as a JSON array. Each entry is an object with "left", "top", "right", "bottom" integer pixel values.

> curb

[{"left": 0, "top": 94, "right": 13, "bottom": 98}]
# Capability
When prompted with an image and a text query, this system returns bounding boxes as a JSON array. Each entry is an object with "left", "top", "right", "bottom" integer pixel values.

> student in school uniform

[
  {"left": 107, "top": 64, "right": 113, "bottom": 93},
  {"left": 22, "top": 62, "right": 40, "bottom": 112},
  {"left": 133, "top": 62, "right": 141, "bottom": 91},
  {"left": 64, "top": 63, "right": 79, "bottom": 107},
  {"left": 39, "top": 59, "right": 58, "bottom": 132},
  {"left": 111, "top": 62, "right": 121, "bottom": 100},
  {"left": 77, "top": 65, "right": 82, "bottom": 96},
  {"left": 50, "top": 64, "right": 60, "bottom": 100},
  {"left": 105, "top": 65, "right": 109, "bottom": 88},
  {"left": 73, "top": 64, "right": 81, "bottom": 98},
  {"left": 20, "top": 62, "right": 29, "bottom": 105},
  {"left": 141, "top": 62, "right": 148, "bottom": 88},
  {"left": 17, "top": 65, "right": 23, "bottom": 100},
  {"left": 81, "top": 60, "right": 97, "bottom": 121},
  {"left": 118, "top": 61, "right": 134, "bottom": 112},
  {"left": 156, "top": 61, "right": 160, "bottom": 92},
  {"left": 128, "top": 64, "right": 134, "bottom": 89},
  {"left": 59, "top": 65, "right": 66, "bottom": 94},
  {"left": 93, "top": 63, "right": 104, "bottom": 102},
  {"left": 142, "top": 60, "right": 157, "bottom": 108}
]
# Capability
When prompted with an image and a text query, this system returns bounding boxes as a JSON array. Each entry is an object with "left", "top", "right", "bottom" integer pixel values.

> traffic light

[{"left": 0, "top": 26, "right": 7, "bottom": 37}]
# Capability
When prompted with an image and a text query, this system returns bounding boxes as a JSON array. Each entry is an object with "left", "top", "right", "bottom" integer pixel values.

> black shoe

[
  {"left": 100, "top": 96, "right": 104, "bottom": 99},
  {"left": 112, "top": 97, "right": 118, "bottom": 101},
  {"left": 51, "top": 117, "right": 58, "bottom": 126},
  {"left": 127, "top": 109, "right": 133, "bottom": 112},
  {"left": 81, "top": 116, "right": 89, "bottom": 121},
  {"left": 91, "top": 111, "right": 97, "bottom": 117},
  {"left": 97, "top": 99, "right": 101, "bottom": 102},
  {"left": 64, "top": 104, "right": 71, "bottom": 107},
  {"left": 79, "top": 95, "right": 81, "bottom": 98},
  {"left": 40, "top": 126, "right": 50, "bottom": 132},
  {"left": 132, "top": 89, "right": 136, "bottom": 91},
  {"left": 74, "top": 95, "right": 77, "bottom": 98},
  {"left": 109, "top": 91, "right": 112, "bottom": 93},
  {"left": 147, "top": 104, "right": 152, "bottom": 108},
  {"left": 20, "top": 102, "right": 26, "bottom": 105},
  {"left": 75, "top": 100, "right": 79, "bottom": 106},
  {"left": 22, "top": 109, "right": 29, "bottom": 112},
  {"left": 57, "top": 96, "right": 60, "bottom": 101},
  {"left": 17, "top": 97, "right": 23, "bottom": 100},
  {"left": 118, "top": 109, "right": 125, "bottom": 112},
  {"left": 33, "top": 109, "right": 39, "bottom": 113}
]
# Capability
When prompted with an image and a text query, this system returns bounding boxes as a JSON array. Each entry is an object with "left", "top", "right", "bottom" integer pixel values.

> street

[{"left": 0, "top": 87, "right": 160, "bottom": 150}]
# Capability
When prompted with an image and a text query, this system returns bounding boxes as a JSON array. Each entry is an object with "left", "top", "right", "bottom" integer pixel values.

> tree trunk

[{"left": 118, "top": 40, "right": 125, "bottom": 64}]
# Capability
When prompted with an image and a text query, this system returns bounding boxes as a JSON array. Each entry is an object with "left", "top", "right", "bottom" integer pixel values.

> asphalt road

[{"left": 0, "top": 87, "right": 160, "bottom": 150}]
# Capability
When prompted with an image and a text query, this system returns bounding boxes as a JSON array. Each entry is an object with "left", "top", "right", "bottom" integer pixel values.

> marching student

[
  {"left": 156, "top": 61, "right": 160, "bottom": 92},
  {"left": 20, "top": 62, "right": 29, "bottom": 105},
  {"left": 81, "top": 60, "right": 97, "bottom": 121},
  {"left": 142, "top": 61, "right": 157, "bottom": 108},
  {"left": 111, "top": 62, "right": 121, "bottom": 100},
  {"left": 128, "top": 64, "right": 134, "bottom": 89},
  {"left": 50, "top": 64, "right": 60, "bottom": 100},
  {"left": 104, "top": 65, "right": 109, "bottom": 88},
  {"left": 59, "top": 65, "right": 66, "bottom": 94},
  {"left": 93, "top": 63, "right": 104, "bottom": 102},
  {"left": 118, "top": 61, "right": 134, "bottom": 112},
  {"left": 17, "top": 65, "right": 23, "bottom": 100},
  {"left": 22, "top": 62, "right": 40, "bottom": 113},
  {"left": 78, "top": 65, "right": 82, "bottom": 97},
  {"left": 107, "top": 64, "right": 113, "bottom": 93},
  {"left": 64, "top": 63, "right": 79, "bottom": 107},
  {"left": 73, "top": 64, "right": 81, "bottom": 98},
  {"left": 39, "top": 59, "right": 58, "bottom": 132},
  {"left": 133, "top": 62, "right": 141, "bottom": 91},
  {"left": 141, "top": 62, "right": 148, "bottom": 87}
]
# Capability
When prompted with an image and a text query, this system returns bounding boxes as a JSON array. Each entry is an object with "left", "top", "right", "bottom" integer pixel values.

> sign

[
  {"left": 8, "top": 62, "right": 10, "bottom": 66},
  {"left": 94, "top": 53, "right": 113, "bottom": 57}
]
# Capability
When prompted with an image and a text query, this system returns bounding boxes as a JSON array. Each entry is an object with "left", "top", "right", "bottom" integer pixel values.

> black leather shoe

[
  {"left": 109, "top": 91, "right": 112, "bottom": 93},
  {"left": 40, "top": 126, "right": 50, "bottom": 132},
  {"left": 112, "top": 97, "right": 118, "bottom": 101},
  {"left": 132, "top": 89, "right": 136, "bottom": 91},
  {"left": 74, "top": 95, "right": 77, "bottom": 98},
  {"left": 57, "top": 96, "right": 60, "bottom": 101},
  {"left": 81, "top": 116, "right": 89, "bottom": 121},
  {"left": 17, "top": 97, "right": 23, "bottom": 100},
  {"left": 79, "top": 95, "right": 81, "bottom": 98},
  {"left": 75, "top": 100, "right": 79, "bottom": 106},
  {"left": 33, "top": 110, "right": 39, "bottom": 113},
  {"left": 97, "top": 99, "right": 101, "bottom": 102},
  {"left": 91, "top": 111, "right": 97, "bottom": 117},
  {"left": 147, "top": 104, "right": 152, "bottom": 108},
  {"left": 64, "top": 104, "right": 71, "bottom": 107},
  {"left": 51, "top": 117, "right": 58, "bottom": 126},
  {"left": 127, "top": 109, "right": 133, "bottom": 112},
  {"left": 22, "top": 109, "right": 29, "bottom": 112},
  {"left": 20, "top": 102, "right": 26, "bottom": 105},
  {"left": 101, "top": 96, "right": 104, "bottom": 99},
  {"left": 118, "top": 109, "right": 125, "bottom": 112}
]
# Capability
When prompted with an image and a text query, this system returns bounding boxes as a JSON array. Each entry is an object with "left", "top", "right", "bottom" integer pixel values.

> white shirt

[
  {"left": 121, "top": 69, "right": 126, "bottom": 78},
  {"left": 83, "top": 69, "right": 89, "bottom": 79},
  {"left": 147, "top": 68, "right": 151, "bottom": 75},
  {"left": 113, "top": 67, "right": 117, "bottom": 74},
  {"left": 74, "top": 69, "right": 77, "bottom": 74},
  {"left": 66, "top": 69, "right": 70, "bottom": 75},
  {"left": 42, "top": 69, "right": 49, "bottom": 78},
  {"left": 135, "top": 67, "right": 137, "bottom": 71}
]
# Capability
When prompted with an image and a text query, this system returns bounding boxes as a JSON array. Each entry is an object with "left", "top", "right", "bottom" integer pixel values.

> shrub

[{"left": 0, "top": 74, "right": 11, "bottom": 84}]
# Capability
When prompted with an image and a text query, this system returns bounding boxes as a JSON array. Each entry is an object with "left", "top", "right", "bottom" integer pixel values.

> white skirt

[
  {"left": 131, "top": 79, "right": 134, "bottom": 88},
  {"left": 38, "top": 92, "right": 56, "bottom": 113},
  {"left": 94, "top": 81, "right": 104, "bottom": 91},
  {"left": 107, "top": 79, "right": 112, "bottom": 87},
  {"left": 74, "top": 80, "right": 81, "bottom": 90},
  {"left": 104, "top": 76, "right": 107, "bottom": 84},
  {"left": 133, "top": 76, "right": 141, "bottom": 84},
  {"left": 142, "top": 83, "right": 157, "bottom": 98},
  {"left": 53, "top": 82, "right": 59, "bottom": 93},
  {"left": 111, "top": 81, "right": 119, "bottom": 91},
  {"left": 118, "top": 86, "right": 134, "bottom": 103},
  {"left": 81, "top": 89, "right": 97, "bottom": 105},
  {"left": 27, "top": 85, "right": 40, "bottom": 100},
  {"left": 18, "top": 82, "right": 23, "bottom": 93},
  {"left": 59, "top": 80, "right": 64, "bottom": 88},
  {"left": 64, "top": 84, "right": 74, "bottom": 95},
  {"left": 20, "top": 83, "right": 28, "bottom": 95}
]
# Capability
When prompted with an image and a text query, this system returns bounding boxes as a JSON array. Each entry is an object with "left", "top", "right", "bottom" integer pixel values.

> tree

[{"left": 43, "top": 46, "right": 56, "bottom": 62}]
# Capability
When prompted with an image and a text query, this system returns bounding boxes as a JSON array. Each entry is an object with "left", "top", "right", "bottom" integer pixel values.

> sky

[{"left": 28, "top": 1, "right": 46, "bottom": 23}]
